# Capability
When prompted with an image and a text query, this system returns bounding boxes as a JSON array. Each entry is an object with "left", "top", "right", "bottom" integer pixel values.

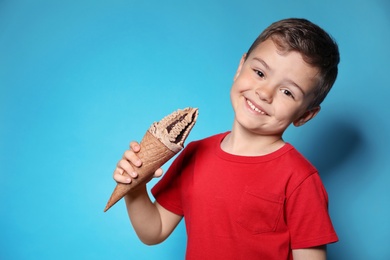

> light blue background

[{"left": 1, "top": 0, "right": 389, "bottom": 259}]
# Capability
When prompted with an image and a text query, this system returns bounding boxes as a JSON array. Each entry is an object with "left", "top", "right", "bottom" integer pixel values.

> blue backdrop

[{"left": 1, "top": 0, "right": 389, "bottom": 259}]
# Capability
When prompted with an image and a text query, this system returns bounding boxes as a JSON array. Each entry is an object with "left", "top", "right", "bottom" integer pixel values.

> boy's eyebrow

[
  {"left": 285, "top": 79, "right": 306, "bottom": 96},
  {"left": 253, "top": 57, "right": 271, "bottom": 71},
  {"left": 252, "top": 57, "right": 306, "bottom": 96}
]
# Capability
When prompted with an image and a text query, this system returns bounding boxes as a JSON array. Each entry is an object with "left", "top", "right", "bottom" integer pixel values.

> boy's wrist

[{"left": 124, "top": 184, "right": 148, "bottom": 201}]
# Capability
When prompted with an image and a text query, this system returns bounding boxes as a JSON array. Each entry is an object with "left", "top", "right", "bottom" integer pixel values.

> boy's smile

[
  {"left": 246, "top": 99, "right": 268, "bottom": 115},
  {"left": 230, "top": 39, "right": 320, "bottom": 138}
]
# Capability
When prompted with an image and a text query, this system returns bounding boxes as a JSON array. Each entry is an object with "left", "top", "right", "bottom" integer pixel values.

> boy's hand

[{"left": 113, "top": 141, "right": 164, "bottom": 184}]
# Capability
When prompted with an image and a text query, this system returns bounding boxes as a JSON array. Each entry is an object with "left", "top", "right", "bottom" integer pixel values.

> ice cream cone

[{"left": 104, "top": 107, "right": 198, "bottom": 212}]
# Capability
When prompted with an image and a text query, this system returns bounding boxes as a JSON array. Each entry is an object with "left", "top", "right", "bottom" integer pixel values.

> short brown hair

[{"left": 246, "top": 18, "right": 340, "bottom": 109}]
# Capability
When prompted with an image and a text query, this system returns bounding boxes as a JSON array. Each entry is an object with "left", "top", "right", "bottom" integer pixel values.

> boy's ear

[
  {"left": 293, "top": 106, "right": 321, "bottom": 127},
  {"left": 234, "top": 54, "right": 247, "bottom": 81}
]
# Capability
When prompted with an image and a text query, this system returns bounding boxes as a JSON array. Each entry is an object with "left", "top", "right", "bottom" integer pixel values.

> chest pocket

[{"left": 236, "top": 187, "right": 285, "bottom": 234}]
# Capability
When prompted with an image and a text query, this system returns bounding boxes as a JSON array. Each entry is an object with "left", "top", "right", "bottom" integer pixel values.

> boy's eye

[
  {"left": 255, "top": 70, "right": 265, "bottom": 78},
  {"left": 282, "top": 89, "right": 294, "bottom": 99}
]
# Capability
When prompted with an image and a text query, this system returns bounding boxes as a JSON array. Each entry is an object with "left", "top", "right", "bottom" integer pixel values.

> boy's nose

[{"left": 255, "top": 85, "right": 274, "bottom": 103}]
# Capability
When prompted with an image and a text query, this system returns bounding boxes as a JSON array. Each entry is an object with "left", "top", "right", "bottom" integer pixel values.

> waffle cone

[{"left": 104, "top": 131, "right": 176, "bottom": 212}]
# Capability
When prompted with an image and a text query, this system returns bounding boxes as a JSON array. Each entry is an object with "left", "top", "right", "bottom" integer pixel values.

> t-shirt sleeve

[
  {"left": 287, "top": 173, "right": 338, "bottom": 249},
  {"left": 151, "top": 144, "right": 190, "bottom": 216}
]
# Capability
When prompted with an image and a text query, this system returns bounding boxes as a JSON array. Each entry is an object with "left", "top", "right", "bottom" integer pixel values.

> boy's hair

[{"left": 246, "top": 18, "right": 340, "bottom": 109}]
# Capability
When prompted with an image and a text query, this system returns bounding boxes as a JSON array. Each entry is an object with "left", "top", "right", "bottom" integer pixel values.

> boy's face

[{"left": 230, "top": 39, "right": 320, "bottom": 137}]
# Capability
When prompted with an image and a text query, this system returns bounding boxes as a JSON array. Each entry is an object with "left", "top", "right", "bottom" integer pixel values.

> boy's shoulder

[
  {"left": 187, "top": 133, "right": 316, "bottom": 172},
  {"left": 279, "top": 144, "right": 321, "bottom": 188},
  {"left": 183, "top": 132, "right": 228, "bottom": 155},
  {"left": 188, "top": 132, "right": 229, "bottom": 146},
  {"left": 281, "top": 143, "right": 317, "bottom": 170}
]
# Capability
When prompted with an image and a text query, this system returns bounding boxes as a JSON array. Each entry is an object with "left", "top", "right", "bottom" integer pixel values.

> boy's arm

[
  {"left": 292, "top": 246, "right": 326, "bottom": 260},
  {"left": 124, "top": 185, "right": 182, "bottom": 245},
  {"left": 113, "top": 141, "right": 181, "bottom": 245}
]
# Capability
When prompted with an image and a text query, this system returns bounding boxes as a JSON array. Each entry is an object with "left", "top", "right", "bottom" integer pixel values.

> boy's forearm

[{"left": 124, "top": 185, "right": 165, "bottom": 245}]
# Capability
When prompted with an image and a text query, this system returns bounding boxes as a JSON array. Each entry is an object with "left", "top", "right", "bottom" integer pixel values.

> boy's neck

[{"left": 221, "top": 128, "right": 285, "bottom": 156}]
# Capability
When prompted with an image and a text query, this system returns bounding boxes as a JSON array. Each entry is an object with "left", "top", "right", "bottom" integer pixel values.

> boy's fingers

[
  {"left": 117, "top": 159, "right": 139, "bottom": 178},
  {"left": 123, "top": 150, "right": 142, "bottom": 167},
  {"left": 117, "top": 159, "right": 131, "bottom": 175},
  {"left": 113, "top": 168, "right": 132, "bottom": 183},
  {"left": 129, "top": 141, "right": 141, "bottom": 152},
  {"left": 111, "top": 144, "right": 143, "bottom": 185},
  {"left": 117, "top": 168, "right": 124, "bottom": 175},
  {"left": 153, "top": 168, "right": 164, "bottom": 178}
]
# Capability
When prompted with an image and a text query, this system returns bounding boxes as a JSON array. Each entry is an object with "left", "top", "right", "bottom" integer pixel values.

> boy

[{"left": 113, "top": 18, "right": 339, "bottom": 259}]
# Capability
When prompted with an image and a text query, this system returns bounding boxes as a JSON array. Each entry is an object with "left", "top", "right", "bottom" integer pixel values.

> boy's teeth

[{"left": 247, "top": 100, "right": 265, "bottom": 114}]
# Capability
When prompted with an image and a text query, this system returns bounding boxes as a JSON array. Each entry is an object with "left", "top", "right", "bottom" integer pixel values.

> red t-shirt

[{"left": 152, "top": 132, "right": 338, "bottom": 259}]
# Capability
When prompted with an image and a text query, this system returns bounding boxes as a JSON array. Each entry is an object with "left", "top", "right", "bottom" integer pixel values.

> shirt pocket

[{"left": 236, "top": 187, "right": 285, "bottom": 234}]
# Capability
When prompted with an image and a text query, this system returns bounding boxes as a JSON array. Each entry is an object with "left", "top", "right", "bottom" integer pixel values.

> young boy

[{"left": 113, "top": 18, "right": 339, "bottom": 259}]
